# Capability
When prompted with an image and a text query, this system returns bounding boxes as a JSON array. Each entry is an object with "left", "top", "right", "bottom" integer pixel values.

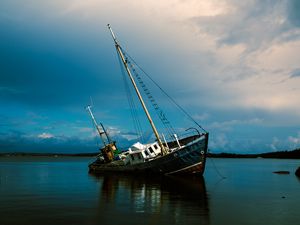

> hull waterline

[{"left": 89, "top": 133, "right": 209, "bottom": 176}]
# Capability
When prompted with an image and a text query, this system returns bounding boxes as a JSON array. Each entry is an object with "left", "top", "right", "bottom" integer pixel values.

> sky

[{"left": 1, "top": 0, "right": 300, "bottom": 153}]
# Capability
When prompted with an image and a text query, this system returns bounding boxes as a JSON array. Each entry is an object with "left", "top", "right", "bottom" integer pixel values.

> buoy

[
  {"left": 295, "top": 167, "right": 300, "bottom": 177},
  {"left": 273, "top": 171, "right": 290, "bottom": 174}
]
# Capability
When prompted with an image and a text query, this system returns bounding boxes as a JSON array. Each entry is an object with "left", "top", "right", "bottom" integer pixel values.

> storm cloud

[{"left": 1, "top": 0, "right": 300, "bottom": 153}]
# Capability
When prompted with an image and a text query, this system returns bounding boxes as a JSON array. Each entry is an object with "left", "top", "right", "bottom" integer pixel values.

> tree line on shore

[
  {"left": 1, "top": 148, "right": 300, "bottom": 159},
  {"left": 208, "top": 148, "right": 300, "bottom": 159}
]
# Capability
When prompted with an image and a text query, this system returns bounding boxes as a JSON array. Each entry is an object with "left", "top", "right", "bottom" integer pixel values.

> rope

[
  {"left": 125, "top": 57, "right": 176, "bottom": 139},
  {"left": 207, "top": 149, "right": 226, "bottom": 179},
  {"left": 121, "top": 48, "right": 207, "bottom": 133},
  {"left": 116, "top": 50, "right": 145, "bottom": 143}
]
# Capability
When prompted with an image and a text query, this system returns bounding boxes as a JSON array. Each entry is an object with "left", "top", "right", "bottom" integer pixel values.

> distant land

[
  {"left": 208, "top": 148, "right": 300, "bottom": 159},
  {"left": 1, "top": 148, "right": 300, "bottom": 159},
  {"left": 0, "top": 152, "right": 98, "bottom": 157}
]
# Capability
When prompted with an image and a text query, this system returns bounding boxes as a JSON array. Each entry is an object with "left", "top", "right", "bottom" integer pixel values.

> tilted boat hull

[{"left": 89, "top": 133, "right": 209, "bottom": 176}]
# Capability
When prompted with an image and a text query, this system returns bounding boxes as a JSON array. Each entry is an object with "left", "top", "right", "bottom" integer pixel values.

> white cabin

[{"left": 124, "top": 141, "right": 162, "bottom": 165}]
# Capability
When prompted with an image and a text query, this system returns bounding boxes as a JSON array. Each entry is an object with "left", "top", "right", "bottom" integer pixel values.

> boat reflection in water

[{"left": 90, "top": 174, "right": 210, "bottom": 225}]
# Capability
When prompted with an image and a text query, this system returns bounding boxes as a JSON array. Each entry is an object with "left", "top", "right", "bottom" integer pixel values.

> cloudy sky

[{"left": 1, "top": 0, "right": 300, "bottom": 153}]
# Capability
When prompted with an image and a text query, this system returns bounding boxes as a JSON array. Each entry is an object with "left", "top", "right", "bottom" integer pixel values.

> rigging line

[
  {"left": 128, "top": 61, "right": 175, "bottom": 139},
  {"left": 208, "top": 151, "right": 226, "bottom": 179},
  {"left": 121, "top": 47, "right": 207, "bottom": 133},
  {"left": 122, "top": 51, "right": 176, "bottom": 138},
  {"left": 126, "top": 58, "right": 176, "bottom": 139},
  {"left": 118, "top": 54, "right": 142, "bottom": 140},
  {"left": 116, "top": 51, "right": 144, "bottom": 143},
  {"left": 122, "top": 69, "right": 144, "bottom": 143}
]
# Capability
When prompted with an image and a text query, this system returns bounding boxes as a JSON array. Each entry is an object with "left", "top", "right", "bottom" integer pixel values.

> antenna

[
  {"left": 86, "top": 105, "right": 108, "bottom": 146},
  {"left": 107, "top": 24, "right": 118, "bottom": 45},
  {"left": 90, "top": 96, "right": 94, "bottom": 107}
]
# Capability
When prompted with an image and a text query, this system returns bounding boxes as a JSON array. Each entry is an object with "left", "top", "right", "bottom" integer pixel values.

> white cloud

[
  {"left": 37, "top": 132, "right": 54, "bottom": 139},
  {"left": 78, "top": 127, "right": 93, "bottom": 133},
  {"left": 208, "top": 118, "right": 263, "bottom": 131},
  {"left": 288, "top": 132, "right": 300, "bottom": 148},
  {"left": 270, "top": 137, "right": 280, "bottom": 151},
  {"left": 121, "top": 134, "right": 139, "bottom": 141},
  {"left": 193, "top": 113, "right": 210, "bottom": 121},
  {"left": 209, "top": 133, "right": 229, "bottom": 150},
  {"left": 106, "top": 126, "right": 140, "bottom": 141},
  {"left": 266, "top": 132, "right": 300, "bottom": 151}
]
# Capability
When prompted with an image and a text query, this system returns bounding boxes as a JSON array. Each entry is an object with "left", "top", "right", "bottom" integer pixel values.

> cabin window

[
  {"left": 130, "top": 155, "right": 135, "bottom": 160},
  {"left": 144, "top": 150, "right": 149, "bottom": 156},
  {"left": 154, "top": 144, "right": 158, "bottom": 150},
  {"left": 148, "top": 146, "right": 154, "bottom": 153},
  {"left": 138, "top": 154, "right": 142, "bottom": 159}
]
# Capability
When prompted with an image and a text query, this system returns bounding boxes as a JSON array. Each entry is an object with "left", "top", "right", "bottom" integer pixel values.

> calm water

[{"left": 0, "top": 157, "right": 299, "bottom": 225}]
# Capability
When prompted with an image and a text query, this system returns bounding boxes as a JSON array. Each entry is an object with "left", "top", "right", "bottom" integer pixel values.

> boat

[{"left": 87, "top": 24, "right": 209, "bottom": 176}]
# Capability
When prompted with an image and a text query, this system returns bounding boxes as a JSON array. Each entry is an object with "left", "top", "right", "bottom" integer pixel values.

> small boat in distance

[{"left": 87, "top": 25, "right": 209, "bottom": 176}]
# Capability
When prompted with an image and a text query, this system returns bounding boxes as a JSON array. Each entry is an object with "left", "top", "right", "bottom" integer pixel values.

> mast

[
  {"left": 86, "top": 105, "right": 109, "bottom": 146},
  {"left": 108, "top": 24, "right": 167, "bottom": 155}
]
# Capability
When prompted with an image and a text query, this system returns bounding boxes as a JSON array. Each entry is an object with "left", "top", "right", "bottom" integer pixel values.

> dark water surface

[{"left": 0, "top": 157, "right": 299, "bottom": 225}]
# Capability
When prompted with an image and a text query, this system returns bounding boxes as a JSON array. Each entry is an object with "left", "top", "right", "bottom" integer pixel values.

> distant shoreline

[
  {"left": 1, "top": 149, "right": 300, "bottom": 159},
  {"left": 208, "top": 149, "right": 300, "bottom": 159},
  {"left": 0, "top": 152, "right": 98, "bottom": 157}
]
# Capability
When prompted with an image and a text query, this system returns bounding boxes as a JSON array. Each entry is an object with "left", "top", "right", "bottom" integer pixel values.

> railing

[{"left": 162, "top": 127, "right": 204, "bottom": 149}]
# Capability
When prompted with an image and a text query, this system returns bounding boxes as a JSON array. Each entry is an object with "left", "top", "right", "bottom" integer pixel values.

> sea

[{"left": 0, "top": 156, "right": 299, "bottom": 225}]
